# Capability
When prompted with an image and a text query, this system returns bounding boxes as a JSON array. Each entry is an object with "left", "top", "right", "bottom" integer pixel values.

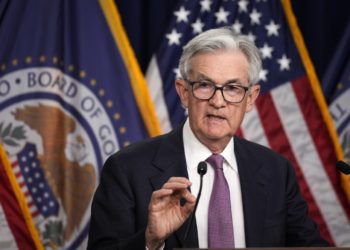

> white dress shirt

[{"left": 183, "top": 119, "right": 246, "bottom": 248}]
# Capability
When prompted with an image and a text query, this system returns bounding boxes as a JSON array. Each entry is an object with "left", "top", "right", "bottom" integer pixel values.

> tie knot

[{"left": 206, "top": 154, "right": 224, "bottom": 170}]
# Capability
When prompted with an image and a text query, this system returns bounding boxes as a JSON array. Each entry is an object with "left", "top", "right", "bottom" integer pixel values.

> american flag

[
  {"left": 0, "top": 143, "right": 41, "bottom": 249},
  {"left": 10, "top": 143, "right": 57, "bottom": 223},
  {"left": 146, "top": 0, "right": 350, "bottom": 246}
]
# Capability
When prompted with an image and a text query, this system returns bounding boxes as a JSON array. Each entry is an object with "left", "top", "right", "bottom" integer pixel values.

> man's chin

[{"left": 204, "top": 131, "right": 231, "bottom": 141}]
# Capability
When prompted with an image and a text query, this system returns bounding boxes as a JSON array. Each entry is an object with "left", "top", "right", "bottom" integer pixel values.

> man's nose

[{"left": 209, "top": 88, "right": 226, "bottom": 107}]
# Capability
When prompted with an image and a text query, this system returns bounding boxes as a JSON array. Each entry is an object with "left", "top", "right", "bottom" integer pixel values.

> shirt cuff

[{"left": 145, "top": 242, "right": 165, "bottom": 250}]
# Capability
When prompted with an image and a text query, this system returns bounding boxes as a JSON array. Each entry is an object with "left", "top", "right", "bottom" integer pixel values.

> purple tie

[{"left": 207, "top": 154, "right": 234, "bottom": 248}]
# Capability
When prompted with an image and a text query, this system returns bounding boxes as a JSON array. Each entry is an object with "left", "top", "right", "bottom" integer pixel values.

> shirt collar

[{"left": 183, "top": 119, "right": 237, "bottom": 172}]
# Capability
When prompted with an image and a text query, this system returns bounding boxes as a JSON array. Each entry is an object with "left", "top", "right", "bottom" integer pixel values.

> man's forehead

[
  {"left": 189, "top": 50, "right": 248, "bottom": 68},
  {"left": 190, "top": 72, "right": 242, "bottom": 84},
  {"left": 188, "top": 52, "right": 249, "bottom": 83}
]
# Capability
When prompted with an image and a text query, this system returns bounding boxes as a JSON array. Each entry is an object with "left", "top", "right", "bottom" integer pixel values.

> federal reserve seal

[{"left": 0, "top": 67, "right": 119, "bottom": 249}]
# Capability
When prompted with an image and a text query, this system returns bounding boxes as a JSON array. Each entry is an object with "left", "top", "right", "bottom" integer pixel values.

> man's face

[{"left": 176, "top": 50, "right": 260, "bottom": 151}]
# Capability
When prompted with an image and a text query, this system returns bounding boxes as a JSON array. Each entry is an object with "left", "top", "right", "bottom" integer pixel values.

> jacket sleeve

[{"left": 87, "top": 155, "right": 147, "bottom": 250}]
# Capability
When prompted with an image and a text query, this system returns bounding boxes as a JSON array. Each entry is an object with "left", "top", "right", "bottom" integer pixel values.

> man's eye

[
  {"left": 197, "top": 81, "right": 212, "bottom": 88},
  {"left": 225, "top": 85, "right": 240, "bottom": 91}
]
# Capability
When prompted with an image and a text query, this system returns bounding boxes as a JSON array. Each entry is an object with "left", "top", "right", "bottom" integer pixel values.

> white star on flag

[
  {"left": 232, "top": 20, "right": 243, "bottom": 34},
  {"left": 215, "top": 7, "right": 230, "bottom": 24},
  {"left": 277, "top": 54, "right": 291, "bottom": 71},
  {"left": 259, "top": 68, "right": 268, "bottom": 82},
  {"left": 246, "top": 32, "right": 256, "bottom": 43},
  {"left": 265, "top": 20, "right": 280, "bottom": 36},
  {"left": 191, "top": 18, "right": 205, "bottom": 34},
  {"left": 238, "top": 0, "right": 249, "bottom": 13},
  {"left": 173, "top": 68, "right": 181, "bottom": 79},
  {"left": 166, "top": 29, "right": 182, "bottom": 45},
  {"left": 249, "top": 8, "right": 262, "bottom": 25},
  {"left": 200, "top": 0, "right": 212, "bottom": 12},
  {"left": 174, "top": 6, "right": 190, "bottom": 23},
  {"left": 260, "top": 43, "right": 274, "bottom": 59}
]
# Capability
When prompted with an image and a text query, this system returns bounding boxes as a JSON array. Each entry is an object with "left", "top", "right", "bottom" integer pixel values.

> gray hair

[{"left": 178, "top": 27, "right": 261, "bottom": 85}]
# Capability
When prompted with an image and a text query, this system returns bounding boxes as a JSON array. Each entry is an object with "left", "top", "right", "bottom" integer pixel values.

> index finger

[{"left": 166, "top": 177, "right": 191, "bottom": 185}]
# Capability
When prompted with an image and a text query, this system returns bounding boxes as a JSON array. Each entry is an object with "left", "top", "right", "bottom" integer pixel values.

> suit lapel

[
  {"left": 149, "top": 126, "right": 199, "bottom": 248},
  {"left": 234, "top": 137, "right": 268, "bottom": 247}
]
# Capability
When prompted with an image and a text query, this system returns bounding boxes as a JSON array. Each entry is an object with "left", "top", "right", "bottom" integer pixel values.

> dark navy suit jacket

[{"left": 87, "top": 125, "right": 328, "bottom": 249}]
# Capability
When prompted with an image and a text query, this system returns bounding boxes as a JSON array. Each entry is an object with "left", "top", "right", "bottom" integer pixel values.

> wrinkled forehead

[{"left": 187, "top": 50, "right": 250, "bottom": 83}]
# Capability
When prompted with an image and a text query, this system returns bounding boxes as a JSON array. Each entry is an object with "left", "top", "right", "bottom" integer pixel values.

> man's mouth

[{"left": 207, "top": 114, "right": 225, "bottom": 120}]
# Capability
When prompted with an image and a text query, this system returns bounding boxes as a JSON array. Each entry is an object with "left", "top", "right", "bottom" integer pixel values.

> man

[{"left": 88, "top": 27, "right": 328, "bottom": 249}]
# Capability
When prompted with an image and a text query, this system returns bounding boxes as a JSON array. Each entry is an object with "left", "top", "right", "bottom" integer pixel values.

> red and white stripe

[
  {"left": 146, "top": 56, "right": 172, "bottom": 133},
  {"left": 10, "top": 158, "right": 44, "bottom": 225}
]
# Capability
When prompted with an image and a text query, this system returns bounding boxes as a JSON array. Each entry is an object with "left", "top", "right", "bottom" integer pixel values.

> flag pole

[{"left": 99, "top": 0, "right": 162, "bottom": 137}]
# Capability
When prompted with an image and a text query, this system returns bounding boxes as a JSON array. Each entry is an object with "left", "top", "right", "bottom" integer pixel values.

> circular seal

[{"left": 0, "top": 67, "right": 119, "bottom": 249}]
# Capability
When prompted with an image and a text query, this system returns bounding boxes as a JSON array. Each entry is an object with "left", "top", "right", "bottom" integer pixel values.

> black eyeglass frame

[{"left": 185, "top": 79, "right": 251, "bottom": 104}]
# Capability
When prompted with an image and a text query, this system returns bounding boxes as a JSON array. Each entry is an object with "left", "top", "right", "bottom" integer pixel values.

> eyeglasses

[{"left": 185, "top": 79, "right": 250, "bottom": 104}]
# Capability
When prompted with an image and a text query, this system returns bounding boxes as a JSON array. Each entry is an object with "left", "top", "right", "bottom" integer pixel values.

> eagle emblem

[{"left": 1, "top": 103, "right": 96, "bottom": 247}]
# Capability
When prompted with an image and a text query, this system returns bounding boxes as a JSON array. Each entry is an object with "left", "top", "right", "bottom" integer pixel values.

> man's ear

[
  {"left": 175, "top": 79, "right": 189, "bottom": 108},
  {"left": 245, "top": 84, "right": 260, "bottom": 112}
]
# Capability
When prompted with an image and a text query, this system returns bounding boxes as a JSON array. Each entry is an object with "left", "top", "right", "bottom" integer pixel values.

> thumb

[{"left": 181, "top": 196, "right": 196, "bottom": 219}]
